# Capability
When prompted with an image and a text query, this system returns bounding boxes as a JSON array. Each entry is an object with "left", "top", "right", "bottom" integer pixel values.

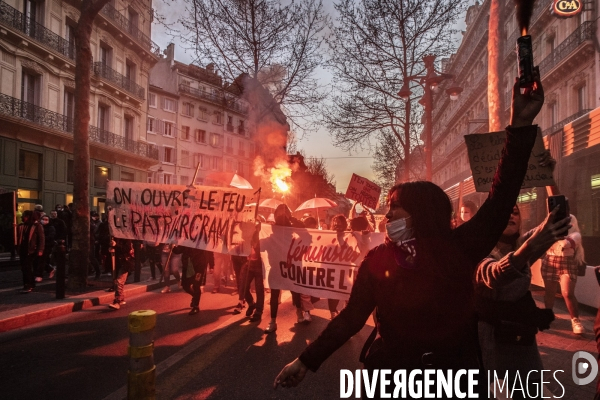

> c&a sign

[{"left": 553, "top": 0, "right": 582, "bottom": 18}]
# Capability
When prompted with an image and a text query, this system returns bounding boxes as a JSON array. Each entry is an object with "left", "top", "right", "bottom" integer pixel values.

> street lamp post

[{"left": 398, "top": 55, "right": 463, "bottom": 181}]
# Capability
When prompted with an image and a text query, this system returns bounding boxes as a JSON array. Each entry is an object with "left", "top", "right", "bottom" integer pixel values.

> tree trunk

[
  {"left": 403, "top": 99, "right": 411, "bottom": 183},
  {"left": 69, "top": 0, "right": 110, "bottom": 290},
  {"left": 487, "top": 0, "right": 505, "bottom": 131}
]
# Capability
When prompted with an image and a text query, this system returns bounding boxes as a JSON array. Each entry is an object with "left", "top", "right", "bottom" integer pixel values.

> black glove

[{"left": 534, "top": 308, "right": 555, "bottom": 331}]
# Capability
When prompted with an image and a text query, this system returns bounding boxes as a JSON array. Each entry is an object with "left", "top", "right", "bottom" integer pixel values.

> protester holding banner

[
  {"left": 238, "top": 221, "right": 264, "bottom": 322},
  {"left": 264, "top": 204, "right": 306, "bottom": 334},
  {"left": 274, "top": 68, "right": 545, "bottom": 392},
  {"left": 160, "top": 244, "right": 182, "bottom": 293}
]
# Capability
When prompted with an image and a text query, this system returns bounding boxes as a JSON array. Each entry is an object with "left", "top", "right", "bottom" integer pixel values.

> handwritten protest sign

[
  {"left": 107, "top": 181, "right": 259, "bottom": 255},
  {"left": 465, "top": 129, "right": 555, "bottom": 192},
  {"left": 345, "top": 174, "right": 382, "bottom": 209},
  {"left": 260, "top": 225, "right": 385, "bottom": 300}
]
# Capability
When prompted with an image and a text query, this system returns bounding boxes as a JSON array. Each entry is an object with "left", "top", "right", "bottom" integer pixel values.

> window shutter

[
  {"left": 161, "top": 96, "right": 165, "bottom": 110},
  {"left": 159, "top": 147, "right": 164, "bottom": 162}
]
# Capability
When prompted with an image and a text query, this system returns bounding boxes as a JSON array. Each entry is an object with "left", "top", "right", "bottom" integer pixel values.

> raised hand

[{"left": 510, "top": 66, "right": 544, "bottom": 127}]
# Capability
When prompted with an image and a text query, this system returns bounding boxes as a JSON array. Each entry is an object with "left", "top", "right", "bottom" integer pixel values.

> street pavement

[{"left": 0, "top": 257, "right": 598, "bottom": 399}]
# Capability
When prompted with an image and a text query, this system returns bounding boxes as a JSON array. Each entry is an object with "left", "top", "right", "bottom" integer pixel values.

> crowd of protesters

[{"left": 12, "top": 66, "right": 599, "bottom": 398}]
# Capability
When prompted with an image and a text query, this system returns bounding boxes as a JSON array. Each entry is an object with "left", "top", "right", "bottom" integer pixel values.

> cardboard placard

[
  {"left": 465, "top": 129, "right": 555, "bottom": 192},
  {"left": 345, "top": 174, "right": 381, "bottom": 209}
]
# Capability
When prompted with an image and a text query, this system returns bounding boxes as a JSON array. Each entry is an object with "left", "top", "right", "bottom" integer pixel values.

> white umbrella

[
  {"left": 205, "top": 172, "right": 253, "bottom": 189},
  {"left": 259, "top": 198, "right": 284, "bottom": 209},
  {"left": 295, "top": 197, "right": 337, "bottom": 228}
]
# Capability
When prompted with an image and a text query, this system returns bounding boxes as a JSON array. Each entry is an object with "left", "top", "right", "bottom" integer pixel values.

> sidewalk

[{"left": 0, "top": 262, "right": 166, "bottom": 332}]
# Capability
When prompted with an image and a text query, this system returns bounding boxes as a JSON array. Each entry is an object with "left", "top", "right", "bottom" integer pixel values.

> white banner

[
  {"left": 260, "top": 225, "right": 385, "bottom": 300},
  {"left": 107, "top": 181, "right": 259, "bottom": 255}
]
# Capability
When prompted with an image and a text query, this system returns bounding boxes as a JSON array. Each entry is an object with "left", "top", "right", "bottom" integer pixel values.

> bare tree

[
  {"left": 324, "top": 0, "right": 465, "bottom": 183},
  {"left": 69, "top": 0, "right": 110, "bottom": 290},
  {"left": 179, "top": 0, "right": 328, "bottom": 132},
  {"left": 305, "top": 156, "right": 336, "bottom": 190}
]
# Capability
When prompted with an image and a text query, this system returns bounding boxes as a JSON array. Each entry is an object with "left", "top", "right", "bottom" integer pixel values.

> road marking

[{"left": 103, "top": 292, "right": 291, "bottom": 400}]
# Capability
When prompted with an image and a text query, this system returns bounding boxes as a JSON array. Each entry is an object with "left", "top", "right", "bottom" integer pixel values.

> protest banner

[
  {"left": 345, "top": 173, "right": 382, "bottom": 209},
  {"left": 465, "top": 129, "right": 555, "bottom": 192},
  {"left": 260, "top": 225, "right": 385, "bottom": 300},
  {"left": 107, "top": 181, "right": 259, "bottom": 255}
]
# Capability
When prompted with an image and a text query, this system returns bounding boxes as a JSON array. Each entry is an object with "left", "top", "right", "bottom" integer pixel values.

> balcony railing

[
  {"left": 178, "top": 84, "right": 249, "bottom": 115},
  {"left": 93, "top": 62, "right": 145, "bottom": 99},
  {"left": 100, "top": 2, "right": 160, "bottom": 57},
  {"left": 539, "top": 22, "right": 596, "bottom": 76},
  {"left": 0, "top": 1, "right": 74, "bottom": 60},
  {"left": 542, "top": 109, "right": 592, "bottom": 137},
  {"left": 179, "top": 83, "right": 223, "bottom": 105},
  {"left": 0, "top": 93, "right": 158, "bottom": 160}
]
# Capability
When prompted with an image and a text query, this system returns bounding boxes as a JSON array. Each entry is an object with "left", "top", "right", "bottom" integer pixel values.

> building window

[
  {"left": 213, "top": 111, "right": 222, "bottom": 125},
  {"left": 94, "top": 166, "right": 111, "bottom": 188},
  {"left": 549, "top": 102, "right": 557, "bottom": 126},
  {"left": 124, "top": 116, "right": 134, "bottom": 142},
  {"left": 195, "top": 129, "right": 207, "bottom": 143},
  {"left": 182, "top": 102, "right": 194, "bottom": 117},
  {"left": 226, "top": 136, "right": 233, "bottom": 154},
  {"left": 577, "top": 85, "right": 587, "bottom": 112},
  {"left": 121, "top": 171, "right": 135, "bottom": 182},
  {"left": 64, "top": 90, "right": 74, "bottom": 131},
  {"left": 163, "top": 97, "right": 176, "bottom": 112},
  {"left": 163, "top": 121, "right": 174, "bottom": 137},
  {"left": 181, "top": 150, "right": 190, "bottom": 167},
  {"left": 211, "top": 156, "right": 222, "bottom": 171},
  {"left": 148, "top": 93, "right": 157, "bottom": 108},
  {"left": 163, "top": 147, "right": 174, "bottom": 163},
  {"left": 19, "top": 150, "right": 41, "bottom": 179},
  {"left": 127, "top": 6, "right": 139, "bottom": 35},
  {"left": 163, "top": 173, "right": 172, "bottom": 185},
  {"left": 226, "top": 115, "right": 234, "bottom": 132},
  {"left": 210, "top": 133, "right": 222, "bottom": 147},
  {"left": 238, "top": 120, "right": 245, "bottom": 135},
  {"left": 197, "top": 107, "right": 208, "bottom": 121},
  {"left": 99, "top": 44, "right": 112, "bottom": 67},
  {"left": 195, "top": 153, "right": 206, "bottom": 169},
  {"left": 65, "top": 24, "right": 75, "bottom": 58},
  {"left": 24, "top": 0, "right": 43, "bottom": 27},
  {"left": 98, "top": 104, "right": 109, "bottom": 131},
  {"left": 21, "top": 70, "right": 40, "bottom": 105},
  {"left": 147, "top": 117, "right": 156, "bottom": 133},
  {"left": 181, "top": 126, "right": 190, "bottom": 140},
  {"left": 125, "top": 60, "right": 136, "bottom": 83}
]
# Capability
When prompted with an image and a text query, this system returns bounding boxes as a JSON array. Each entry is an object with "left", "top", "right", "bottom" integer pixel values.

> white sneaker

[
  {"left": 108, "top": 302, "right": 120, "bottom": 310},
  {"left": 296, "top": 308, "right": 304, "bottom": 323},
  {"left": 161, "top": 286, "right": 171, "bottom": 294},
  {"left": 303, "top": 311, "right": 312, "bottom": 323},
  {"left": 35, "top": 277, "right": 42, "bottom": 283},
  {"left": 572, "top": 318, "right": 584, "bottom": 334}
]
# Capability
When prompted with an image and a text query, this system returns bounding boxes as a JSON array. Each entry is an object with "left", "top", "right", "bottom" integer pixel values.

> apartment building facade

[
  {"left": 149, "top": 44, "right": 256, "bottom": 188},
  {"left": 429, "top": 0, "right": 599, "bottom": 241},
  {"left": 0, "top": 0, "right": 160, "bottom": 214}
]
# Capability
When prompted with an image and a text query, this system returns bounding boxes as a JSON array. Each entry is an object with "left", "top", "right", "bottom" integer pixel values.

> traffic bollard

[
  {"left": 55, "top": 240, "right": 67, "bottom": 299},
  {"left": 128, "top": 310, "right": 156, "bottom": 400}
]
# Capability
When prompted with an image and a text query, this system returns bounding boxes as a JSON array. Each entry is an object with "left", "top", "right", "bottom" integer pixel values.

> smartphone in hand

[{"left": 547, "top": 195, "right": 570, "bottom": 223}]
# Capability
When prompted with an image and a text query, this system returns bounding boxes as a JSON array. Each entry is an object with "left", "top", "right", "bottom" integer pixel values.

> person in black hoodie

[
  {"left": 36, "top": 214, "right": 56, "bottom": 281},
  {"left": 274, "top": 68, "right": 546, "bottom": 396},
  {"left": 108, "top": 237, "right": 135, "bottom": 310},
  {"left": 17, "top": 210, "right": 44, "bottom": 293}
]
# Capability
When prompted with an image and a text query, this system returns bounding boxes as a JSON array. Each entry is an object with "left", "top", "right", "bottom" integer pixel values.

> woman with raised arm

[{"left": 274, "top": 69, "right": 545, "bottom": 396}]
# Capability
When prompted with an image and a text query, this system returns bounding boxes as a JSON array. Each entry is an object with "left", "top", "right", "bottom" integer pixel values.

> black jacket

[{"left": 299, "top": 125, "right": 538, "bottom": 372}]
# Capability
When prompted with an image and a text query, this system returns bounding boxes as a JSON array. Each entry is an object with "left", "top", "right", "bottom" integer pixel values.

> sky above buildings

[{"left": 151, "top": 1, "right": 471, "bottom": 193}]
